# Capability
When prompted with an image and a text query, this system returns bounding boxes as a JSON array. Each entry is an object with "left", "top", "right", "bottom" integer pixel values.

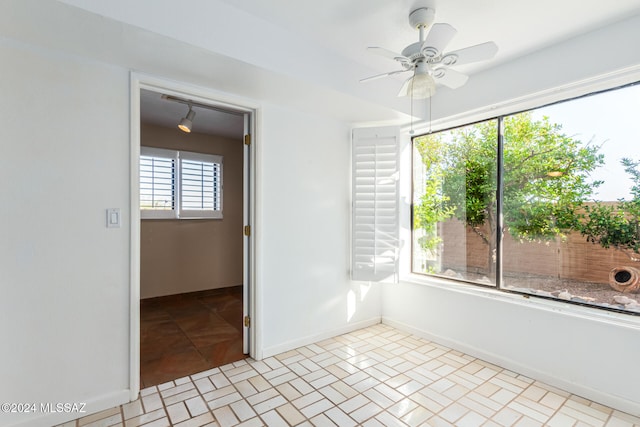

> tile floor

[
  {"left": 140, "top": 286, "right": 246, "bottom": 388},
  {"left": 65, "top": 323, "right": 639, "bottom": 427}
]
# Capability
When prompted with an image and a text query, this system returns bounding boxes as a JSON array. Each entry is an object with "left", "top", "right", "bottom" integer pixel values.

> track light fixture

[{"left": 178, "top": 106, "right": 196, "bottom": 133}]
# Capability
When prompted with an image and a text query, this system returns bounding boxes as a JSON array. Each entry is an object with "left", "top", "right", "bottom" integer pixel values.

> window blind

[
  {"left": 179, "top": 151, "right": 223, "bottom": 219},
  {"left": 140, "top": 155, "right": 175, "bottom": 211},
  {"left": 140, "top": 147, "right": 223, "bottom": 219},
  {"left": 181, "top": 159, "right": 219, "bottom": 211},
  {"left": 351, "top": 127, "right": 400, "bottom": 282}
]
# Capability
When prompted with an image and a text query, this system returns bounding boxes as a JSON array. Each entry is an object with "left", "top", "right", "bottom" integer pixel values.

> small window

[{"left": 140, "top": 147, "right": 223, "bottom": 219}]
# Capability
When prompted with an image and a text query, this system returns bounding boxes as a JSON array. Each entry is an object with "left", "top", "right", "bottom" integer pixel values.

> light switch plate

[{"left": 107, "top": 208, "right": 120, "bottom": 228}]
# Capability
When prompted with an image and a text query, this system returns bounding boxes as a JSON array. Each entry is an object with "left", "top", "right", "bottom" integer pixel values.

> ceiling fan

[{"left": 361, "top": 7, "right": 498, "bottom": 99}]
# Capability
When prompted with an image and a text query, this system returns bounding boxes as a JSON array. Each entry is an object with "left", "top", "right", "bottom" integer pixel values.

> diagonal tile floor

[
  {"left": 140, "top": 286, "right": 246, "bottom": 388},
  {"left": 63, "top": 324, "right": 639, "bottom": 427}
]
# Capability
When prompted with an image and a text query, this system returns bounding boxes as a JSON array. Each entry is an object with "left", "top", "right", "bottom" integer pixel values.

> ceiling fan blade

[
  {"left": 422, "top": 23, "right": 457, "bottom": 57},
  {"left": 367, "top": 46, "right": 408, "bottom": 63},
  {"left": 397, "top": 75, "right": 413, "bottom": 97},
  {"left": 442, "top": 41, "right": 498, "bottom": 66},
  {"left": 433, "top": 67, "right": 469, "bottom": 89},
  {"left": 360, "top": 69, "right": 410, "bottom": 83}
]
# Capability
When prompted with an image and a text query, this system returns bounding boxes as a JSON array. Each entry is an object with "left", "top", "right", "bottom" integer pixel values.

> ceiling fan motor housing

[{"left": 409, "top": 7, "right": 435, "bottom": 29}]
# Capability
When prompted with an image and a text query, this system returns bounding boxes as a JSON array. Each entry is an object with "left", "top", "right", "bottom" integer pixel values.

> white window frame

[{"left": 140, "top": 146, "right": 223, "bottom": 220}]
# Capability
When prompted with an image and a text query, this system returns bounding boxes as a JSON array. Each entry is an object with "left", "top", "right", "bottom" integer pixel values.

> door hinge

[
  {"left": 244, "top": 225, "right": 251, "bottom": 236},
  {"left": 244, "top": 134, "right": 251, "bottom": 145},
  {"left": 244, "top": 316, "right": 251, "bottom": 327}
]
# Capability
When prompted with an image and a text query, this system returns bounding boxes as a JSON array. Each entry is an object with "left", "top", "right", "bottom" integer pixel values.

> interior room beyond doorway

[{"left": 138, "top": 88, "right": 248, "bottom": 387}]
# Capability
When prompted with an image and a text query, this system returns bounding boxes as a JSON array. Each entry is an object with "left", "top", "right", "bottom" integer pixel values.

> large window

[
  {"left": 412, "top": 82, "right": 640, "bottom": 314},
  {"left": 140, "top": 147, "right": 223, "bottom": 219},
  {"left": 412, "top": 120, "right": 498, "bottom": 285}
]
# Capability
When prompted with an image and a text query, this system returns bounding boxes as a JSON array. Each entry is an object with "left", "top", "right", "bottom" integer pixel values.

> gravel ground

[{"left": 503, "top": 274, "right": 640, "bottom": 306}]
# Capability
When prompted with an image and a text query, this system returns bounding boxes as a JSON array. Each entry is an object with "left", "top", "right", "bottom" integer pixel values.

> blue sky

[{"left": 532, "top": 83, "right": 640, "bottom": 201}]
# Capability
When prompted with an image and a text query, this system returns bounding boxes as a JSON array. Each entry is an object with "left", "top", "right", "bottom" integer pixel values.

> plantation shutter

[
  {"left": 179, "top": 151, "right": 223, "bottom": 219},
  {"left": 140, "top": 147, "right": 176, "bottom": 219},
  {"left": 351, "top": 127, "right": 400, "bottom": 282}
]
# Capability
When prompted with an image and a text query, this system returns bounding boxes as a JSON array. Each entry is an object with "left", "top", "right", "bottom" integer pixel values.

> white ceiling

[
  {"left": 140, "top": 89, "right": 245, "bottom": 139},
  {"left": 214, "top": 0, "right": 640, "bottom": 76},
  {"left": 6, "top": 0, "right": 640, "bottom": 134},
  {"left": 137, "top": 0, "right": 640, "bottom": 135}
]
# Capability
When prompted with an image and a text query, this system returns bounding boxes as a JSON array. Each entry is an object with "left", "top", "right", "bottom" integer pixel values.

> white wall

[
  {"left": 258, "top": 104, "right": 381, "bottom": 357},
  {"left": 0, "top": 34, "right": 382, "bottom": 427},
  {"left": 0, "top": 41, "right": 131, "bottom": 427},
  {"left": 382, "top": 281, "right": 640, "bottom": 415}
]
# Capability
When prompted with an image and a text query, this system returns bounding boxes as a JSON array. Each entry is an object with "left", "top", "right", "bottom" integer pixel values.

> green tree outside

[{"left": 413, "top": 112, "right": 607, "bottom": 278}]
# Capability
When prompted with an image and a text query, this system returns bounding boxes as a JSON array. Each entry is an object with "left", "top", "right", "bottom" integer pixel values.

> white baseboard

[
  {"left": 5, "top": 390, "right": 130, "bottom": 427},
  {"left": 261, "top": 317, "right": 382, "bottom": 358},
  {"left": 382, "top": 317, "right": 640, "bottom": 418}
]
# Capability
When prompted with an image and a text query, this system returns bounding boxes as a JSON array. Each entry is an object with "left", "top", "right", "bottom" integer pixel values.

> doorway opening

[{"left": 134, "top": 85, "right": 254, "bottom": 389}]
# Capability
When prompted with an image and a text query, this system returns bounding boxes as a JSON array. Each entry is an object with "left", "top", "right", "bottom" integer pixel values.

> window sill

[{"left": 399, "top": 273, "right": 640, "bottom": 327}]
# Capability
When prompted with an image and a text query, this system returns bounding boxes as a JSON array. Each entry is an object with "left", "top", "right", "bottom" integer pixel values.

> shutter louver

[
  {"left": 181, "top": 159, "right": 220, "bottom": 211},
  {"left": 140, "top": 147, "right": 223, "bottom": 219},
  {"left": 179, "top": 152, "right": 223, "bottom": 219},
  {"left": 351, "top": 127, "right": 400, "bottom": 282},
  {"left": 140, "top": 155, "right": 175, "bottom": 211}
]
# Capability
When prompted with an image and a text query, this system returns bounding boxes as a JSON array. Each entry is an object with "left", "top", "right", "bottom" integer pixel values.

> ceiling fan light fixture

[
  {"left": 399, "top": 62, "right": 436, "bottom": 99},
  {"left": 410, "top": 73, "right": 436, "bottom": 99},
  {"left": 178, "top": 107, "right": 196, "bottom": 133}
]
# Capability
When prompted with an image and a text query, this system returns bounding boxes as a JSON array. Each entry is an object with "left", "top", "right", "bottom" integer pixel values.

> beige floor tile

[
  {"left": 171, "top": 413, "right": 210, "bottom": 427},
  {"left": 236, "top": 417, "right": 264, "bottom": 427},
  {"left": 230, "top": 399, "right": 257, "bottom": 422},
  {"left": 490, "top": 407, "right": 522, "bottom": 427},
  {"left": 439, "top": 402, "right": 469, "bottom": 424},
  {"left": 319, "top": 384, "right": 349, "bottom": 405},
  {"left": 78, "top": 407, "right": 121, "bottom": 426},
  {"left": 539, "top": 391, "right": 567, "bottom": 410},
  {"left": 185, "top": 396, "right": 209, "bottom": 417},
  {"left": 251, "top": 395, "right": 287, "bottom": 415},
  {"left": 211, "top": 406, "right": 238, "bottom": 427},
  {"left": 260, "top": 410, "right": 289, "bottom": 427},
  {"left": 513, "top": 416, "right": 544, "bottom": 427},
  {"left": 339, "top": 394, "right": 370, "bottom": 414},
  {"left": 455, "top": 410, "right": 487, "bottom": 427},
  {"left": 565, "top": 398, "right": 611, "bottom": 421},
  {"left": 547, "top": 411, "right": 581, "bottom": 427},
  {"left": 387, "top": 398, "right": 419, "bottom": 419},
  {"left": 166, "top": 402, "right": 190, "bottom": 425},
  {"left": 275, "top": 402, "right": 306, "bottom": 426},
  {"left": 520, "top": 385, "right": 547, "bottom": 402},
  {"left": 137, "top": 418, "right": 171, "bottom": 427},
  {"left": 375, "top": 410, "right": 410, "bottom": 427},
  {"left": 292, "top": 390, "right": 324, "bottom": 410},
  {"left": 124, "top": 408, "right": 166, "bottom": 427},
  {"left": 122, "top": 400, "right": 144, "bottom": 421},
  {"left": 324, "top": 406, "right": 357, "bottom": 427},
  {"left": 350, "top": 402, "right": 383, "bottom": 424},
  {"left": 309, "top": 412, "right": 338, "bottom": 426},
  {"left": 300, "top": 398, "right": 334, "bottom": 419},
  {"left": 457, "top": 395, "right": 496, "bottom": 418},
  {"left": 426, "top": 415, "right": 456, "bottom": 426},
  {"left": 58, "top": 325, "right": 639, "bottom": 427},
  {"left": 401, "top": 405, "right": 433, "bottom": 426}
]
